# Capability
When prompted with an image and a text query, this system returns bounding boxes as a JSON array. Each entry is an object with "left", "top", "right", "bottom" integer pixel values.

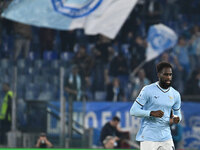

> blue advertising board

[{"left": 47, "top": 101, "right": 200, "bottom": 149}]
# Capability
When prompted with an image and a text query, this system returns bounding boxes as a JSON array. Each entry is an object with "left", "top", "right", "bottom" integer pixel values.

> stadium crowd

[{"left": 0, "top": 0, "right": 200, "bottom": 102}]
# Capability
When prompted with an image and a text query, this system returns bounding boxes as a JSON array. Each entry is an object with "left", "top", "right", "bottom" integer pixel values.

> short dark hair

[
  {"left": 156, "top": 62, "right": 172, "bottom": 73},
  {"left": 112, "top": 116, "right": 120, "bottom": 122},
  {"left": 40, "top": 132, "right": 46, "bottom": 137}
]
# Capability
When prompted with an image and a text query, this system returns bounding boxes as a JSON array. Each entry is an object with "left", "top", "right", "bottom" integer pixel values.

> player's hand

[
  {"left": 150, "top": 110, "right": 164, "bottom": 118},
  {"left": 173, "top": 116, "right": 180, "bottom": 124},
  {"left": 114, "top": 136, "right": 120, "bottom": 141}
]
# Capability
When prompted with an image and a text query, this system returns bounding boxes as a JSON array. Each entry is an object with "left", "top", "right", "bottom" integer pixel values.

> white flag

[{"left": 1, "top": 0, "right": 138, "bottom": 39}]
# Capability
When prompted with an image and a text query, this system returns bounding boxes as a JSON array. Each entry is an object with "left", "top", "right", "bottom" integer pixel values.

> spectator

[
  {"left": 190, "top": 25, "right": 200, "bottom": 70},
  {"left": 100, "top": 116, "right": 125, "bottom": 149},
  {"left": 65, "top": 64, "right": 82, "bottom": 101},
  {"left": 129, "top": 35, "right": 146, "bottom": 71},
  {"left": 144, "top": 0, "right": 162, "bottom": 32},
  {"left": 60, "top": 30, "right": 76, "bottom": 52},
  {"left": 72, "top": 45, "right": 94, "bottom": 100},
  {"left": 109, "top": 51, "right": 129, "bottom": 88},
  {"left": 73, "top": 45, "right": 94, "bottom": 79},
  {"left": 106, "top": 78, "right": 127, "bottom": 102},
  {"left": 39, "top": 28, "right": 55, "bottom": 58},
  {"left": 93, "top": 35, "right": 112, "bottom": 64},
  {"left": 0, "top": 83, "right": 13, "bottom": 145},
  {"left": 36, "top": 133, "right": 53, "bottom": 148},
  {"left": 172, "top": 36, "right": 190, "bottom": 93},
  {"left": 184, "top": 69, "right": 200, "bottom": 95},
  {"left": 13, "top": 22, "right": 32, "bottom": 60},
  {"left": 91, "top": 35, "right": 113, "bottom": 91},
  {"left": 163, "top": 0, "right": 180, "bottom": 22},
  {"left": 129, "top": 68, "right": 150, "bottom": 99},
  {"left": 109, "top": 51, "right": 129, "bottom": 77}
]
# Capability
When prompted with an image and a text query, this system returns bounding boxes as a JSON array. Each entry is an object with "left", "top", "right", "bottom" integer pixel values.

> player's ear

[{"left": 157, "top": 72, "right": 160, "bottom": 78}]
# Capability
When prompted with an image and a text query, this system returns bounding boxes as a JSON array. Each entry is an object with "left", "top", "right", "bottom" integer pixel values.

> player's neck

[{"left": 157, "top": 82, "right": 170, "bottom": 90}]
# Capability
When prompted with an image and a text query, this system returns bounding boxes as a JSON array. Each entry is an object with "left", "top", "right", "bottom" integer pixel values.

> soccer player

[{"left": 130, "top": 62, "right": 182, "bottom": 150}]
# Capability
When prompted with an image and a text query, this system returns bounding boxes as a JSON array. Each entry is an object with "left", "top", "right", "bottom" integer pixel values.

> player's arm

[
  {"left": 130, "top": 87, "right": 150, "bottom": 117},
  {"left": 130, "top": 87, "right": 164, "bottom": 118},
  {"left": 172, "top": 92, "right": 182, "bottom": 123},
  {"left": 130, "top": 102, "right": 164, "bottom": 118}
]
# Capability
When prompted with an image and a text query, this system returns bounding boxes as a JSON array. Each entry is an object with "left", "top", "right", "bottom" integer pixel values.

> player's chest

[{"left": 148, "top": 92, "right": 175, "bottom": 108}]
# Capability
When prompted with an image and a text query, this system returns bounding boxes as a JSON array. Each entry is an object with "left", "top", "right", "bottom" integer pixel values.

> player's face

[{"left": 158, "top": 67, "right": 172, "bottom": 89}]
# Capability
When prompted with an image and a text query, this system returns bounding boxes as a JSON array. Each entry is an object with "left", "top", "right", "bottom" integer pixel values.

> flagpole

[{"left": 130, "top": 60, "right": 146, "bottom": 77}]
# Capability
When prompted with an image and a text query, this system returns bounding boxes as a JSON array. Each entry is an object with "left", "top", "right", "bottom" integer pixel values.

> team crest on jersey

[
  {"left": 51, "top": 0, "right": 103, "bottom": 18},
  {"left": 168, "top": 96, "right": 173, "bottom": 100}
]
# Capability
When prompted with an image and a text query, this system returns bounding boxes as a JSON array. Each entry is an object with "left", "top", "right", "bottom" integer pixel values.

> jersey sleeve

[
  {"left": 172, "top": 92, "right": 182, "bottom": 121},
  {"left": 130, "top": 86, "right": 151, "bottom": 117},
  {"left": 135, "top": 86, "right": 149, "bottom": 106}
]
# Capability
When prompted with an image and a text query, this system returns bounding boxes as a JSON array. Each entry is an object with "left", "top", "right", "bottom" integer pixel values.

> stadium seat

[
  {"left": 1, "top": 74, "right": 10, "bottom": 84},
  {"left": 34, "top": 59, "right": 43, "bottom": 69},
  {"left": 94, "top": 91, "right": 106, "bottom": 101},
  {"left": 33, "top": 75, "right": 48, "bottom": 85},
  {"left": 0, "top": 59, "right": 10, "bottom": 69},
  {"left": 43, "top": 51, "right": 58, "bottom": 60},
  {"left": 38, "top": 91, "right": 54, "bottom": 101},
  {"left": 17, "top": 59, "right": 26, "bottom": 68},
  {"left": 25, "top": 83, "right": 40, "bottom": 100},
  {"left": 60, "top": 52, "right": 74, "bottom": 61},
  {"left": 28, "top": 51, "right": 40, "bottom": 60},
  {"left": 25, "top": 91, "right": 35, "bottom": 100},
  {"left": 51, "top": 60, "right": 60, "bottom": 69},
  {"left": 17, "top": 59, "right": 30, "bottom": 75},
  {"left": 50, "top": 75, "right": 59, "bottom": 88}
]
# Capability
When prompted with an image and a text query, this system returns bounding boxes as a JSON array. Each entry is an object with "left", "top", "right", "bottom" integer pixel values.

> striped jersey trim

[
  {"left": 173, "top": 107, "right": 181, "bottom": 111},
  {"left": 136, "top": 100, "right": 143, "bottom": 106},
  {"left": 156, "top": 85, "right": 170, "bottom": 93}
]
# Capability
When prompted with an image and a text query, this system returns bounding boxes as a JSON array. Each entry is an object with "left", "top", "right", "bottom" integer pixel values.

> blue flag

[{"left": 146, "top": 24, "right": 178, "bottom": 61}]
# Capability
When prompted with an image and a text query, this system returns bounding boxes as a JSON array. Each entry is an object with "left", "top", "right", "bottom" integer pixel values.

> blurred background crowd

[
  {"left": 1, "top": 0, "right": 200, "bottom": 102},
  {"left": 0, "top": 0, "right": 200, "bottom": 149}
]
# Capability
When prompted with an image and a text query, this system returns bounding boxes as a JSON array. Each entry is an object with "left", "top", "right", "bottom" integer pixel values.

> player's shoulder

[
  {"left": 142, "top": 82, "right": 157, "bottom": 91},
  {"left": 170, "top": 86, "right": 181, "bottom": 96}
]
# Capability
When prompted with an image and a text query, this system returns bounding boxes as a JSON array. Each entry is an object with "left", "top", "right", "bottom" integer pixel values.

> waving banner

[
  {"left": 146, "top": 24, "right": 178, "bottom": 61},
  {"left": 1, "top": 0, "right": 138, "bottom": 39}
]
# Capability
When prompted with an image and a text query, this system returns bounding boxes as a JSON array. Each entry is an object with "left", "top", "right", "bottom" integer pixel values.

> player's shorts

[{"left": 140, "top": 139, "right": 175, "bottom": 150}]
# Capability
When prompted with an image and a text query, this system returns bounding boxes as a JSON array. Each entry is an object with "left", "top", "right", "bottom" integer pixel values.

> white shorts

[{"left": 140, "top": 139, "right": 175, "bottom": 150}]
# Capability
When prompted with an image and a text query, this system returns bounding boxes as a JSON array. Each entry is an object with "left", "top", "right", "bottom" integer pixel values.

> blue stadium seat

[
  {"left": 17, "top": 59, "right": 30, "bottom": 75},
  {"left": 38, "top": 91, "right": 54, "bottom": 101},
  {"left": 34, "top": 59, "right": 44, "bottom": 69},
  {"left": 17, "top": 59, "right": 26, "bottom": 69},
  {"left": 0, "top": 59, "right": 10, "bottom": 69},
  {"left": 17, "top": 74, "right": 30, "bottom": 85},
  {"left": 1, "top": 74, "right": 10, "bottom": 83},
  {"left": 43, "top": 51, "right": 58, "bottom": 60},
  {"left": 17, "top": 84, "right": 25, "bottom": 99},
  {"left": 28, "top": 51, "right": 40, "bottom": 60},
  {"left": 33, "top": 60, "right": 44, "bottom": 75},
  {"left": 50, "top": 75, "right": 59, "bottom": 88},
  {"left": 25, "top": 83, "right": 40, "bottom": 100},
  {"left": 34, "top": 75, "right": 49, "bottom": 86},
  {"left": 94, "top": 91, "right": 106, "bottom": 101},
  {"left": 25, "top": 91, "right": 35, "bottom": 100},
  {"left": 51, "top": 60, "right": 60, "bottom": 69},
  {"left": 60, "top": 52, "right": 74, "bottom": 61}
]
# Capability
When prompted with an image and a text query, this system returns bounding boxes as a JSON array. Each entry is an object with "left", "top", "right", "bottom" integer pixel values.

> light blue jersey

[{"left": 130, "top": 82, "right": 182, "bottom": 142}]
